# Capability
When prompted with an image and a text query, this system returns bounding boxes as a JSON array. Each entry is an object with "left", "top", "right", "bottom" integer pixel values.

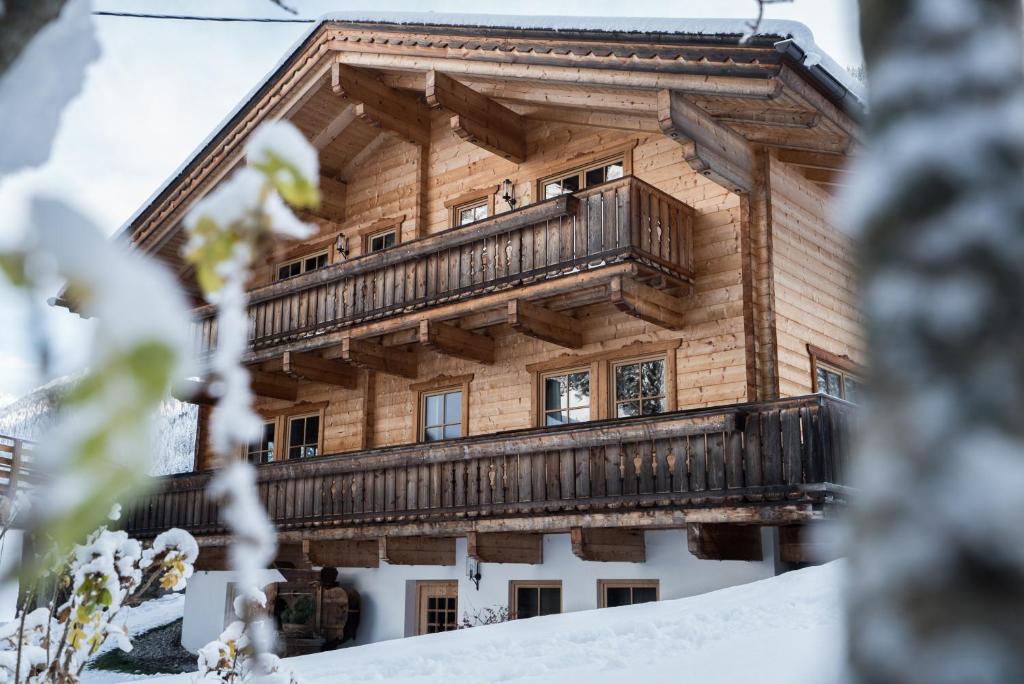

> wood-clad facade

[{"left": 111, "top": 16, "right": 863, "bottom": 647}]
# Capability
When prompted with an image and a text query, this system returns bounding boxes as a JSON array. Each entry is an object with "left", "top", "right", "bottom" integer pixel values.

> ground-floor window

[
  {"left": 510, "top": 580, "right": 562, "bottom": 619},
  {"left": 416, "top": 581, "right": 459, "bottom": 635},
  {"left": 597, "top": 579, "right": 659, "bottom": 608}
]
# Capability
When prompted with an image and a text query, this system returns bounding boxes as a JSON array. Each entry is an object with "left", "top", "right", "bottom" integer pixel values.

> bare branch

[
  {"left": 741, "top": 0, "right": 794, "bottom": 44},
  {"left": 266, "top": 0, "right": 298, "bottom": 15}
]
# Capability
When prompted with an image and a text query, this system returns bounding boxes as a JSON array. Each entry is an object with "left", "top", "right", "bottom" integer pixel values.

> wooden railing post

[{"left": 9, "top": 439, "right": 21, "bottom": 493}]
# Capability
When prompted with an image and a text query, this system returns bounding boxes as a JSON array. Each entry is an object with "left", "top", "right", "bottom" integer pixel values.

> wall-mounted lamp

[
  {"left": 500, "top": 178, "right": 517, "bottom": 211},
  {"left": 335, "top": 233, "right": 349, "bottom": 259},
  {"left": 466, "top": 557, "right": 482, "bottom": 590}
]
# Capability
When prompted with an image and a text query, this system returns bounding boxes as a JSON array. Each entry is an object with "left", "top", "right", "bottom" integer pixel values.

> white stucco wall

[
  {"left": 336, "top": 530, "right": 778, "bottom": 645},
  {"left": 181, "top": 568, "right": 285, "bottom": 653},
  {"left": 0, "top": 531, "right": 21, "bottom": 621},
  {"left": 180, "top": 530, "right": 779, "bottom": 651}
]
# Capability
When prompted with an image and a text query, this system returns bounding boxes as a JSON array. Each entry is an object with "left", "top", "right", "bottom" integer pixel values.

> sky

[{"left": 0, "top": 0, "right": 862, "bottom": 402}]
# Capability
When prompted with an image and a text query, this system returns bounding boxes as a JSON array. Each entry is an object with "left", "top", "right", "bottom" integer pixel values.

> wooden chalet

[{"left": 93, "top": 14, "right": 862, "bottom": 647}]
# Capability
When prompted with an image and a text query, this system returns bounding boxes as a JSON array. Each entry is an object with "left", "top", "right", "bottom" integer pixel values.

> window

[
  {"left": 246, "top": 422, "right": 276, "bottom": 464},
  {"left": 808, "top": 345, "right": 863, "bottom": 403},
  {"left": 276, "top": 251, "right": 328, "bottom": 281},
  {"left": 598, "top": 580, "right": 659, "bottom": 608},
  {"left": 287, "top": 414, "right": 320, "bottom": 459},
  {"left": 416, "top": 581, "right": 458, "bottom": 635},
  {"left": 367, "top": 228, "right": 397, "bottom": 253},
  {"left": 510, "top": 581, "right": 561, "bottom": 619},
  {"left": 421, "top": 389, "right": 463, "bottom": 442},
  {"left": 542, "top": 369, "right": 591, "bottom": 426},
  {"left": 455, "top": 198, "right": 489, "bottom": 226},
  {"left": 613, "top": 357, "right": 667, "bottom": 418},
  {"left": 541, "top": 157, "right": 625, "bottom": 200}
]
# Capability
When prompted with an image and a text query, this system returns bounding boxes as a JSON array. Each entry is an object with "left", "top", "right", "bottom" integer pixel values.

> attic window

[{"left": 277, "top": 251, "right": 328, "bottom": 281}]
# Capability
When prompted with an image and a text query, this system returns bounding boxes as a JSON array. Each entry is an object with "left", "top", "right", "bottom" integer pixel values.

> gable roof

[{"left": 118, "top": 12, "right": 861, "bottom": 272}]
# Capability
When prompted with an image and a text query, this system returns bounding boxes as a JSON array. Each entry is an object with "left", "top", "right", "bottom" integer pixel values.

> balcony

[
  {"left": 191, "top": 176, "right": 695, "bottom": 360},
  {"left": 123, "top": 395, "right": 854, "bottom": 541}
]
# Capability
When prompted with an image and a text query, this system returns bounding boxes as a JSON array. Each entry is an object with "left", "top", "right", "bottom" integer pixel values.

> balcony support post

[
  {"left": 331, "top": 63, "right": 431, "bottom": 147},
  {"left": 425, "top": 70, "right": 527, "bottom": 162},
  {"left": 418, "top": 320, "right": 495, "bottom": 365},
  {"left": 686, "top": 523, "right": 763, "bottom": 561},
  {"left": 282, "top": 350, "right": 358, "bottom": 388},
  {"left": 379, "top": 536, "right": 456, "bottom": 566},
  {"left": 467, "top": 531, "right": 543, "bottom": 564},
  {"left": 341, "top": 337, "right": 417, "bottom": 379},
  {"left": 609, "top": 276, "right": 687, "bottom": 330},
  {"left": 308, "top": 539, "right": 380, "bottom": 568},
  {"left": 570, "top": 527, "right": 645, "bottom": 562},
  {"left": 507, "top": 299, "right": 583, "bottom": 349}
]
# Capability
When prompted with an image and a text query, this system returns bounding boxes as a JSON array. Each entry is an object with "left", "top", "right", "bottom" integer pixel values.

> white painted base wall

[
  {"left": 181, "top": 529, "right": 780, "bottom": 650},
  {"left": 0, "top": 531, "right": 21, "bottom": 621}
]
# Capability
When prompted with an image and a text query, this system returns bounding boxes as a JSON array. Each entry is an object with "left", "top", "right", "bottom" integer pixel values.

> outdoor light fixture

[
  {"left": 501, "top": 178, "right": 517, "bottom": 211},
  {"left": 466, "top": 557, "right": 482, "bottom": 590},
  {"left": 335, "top": 233, "right": 349, "bottom": 258}
]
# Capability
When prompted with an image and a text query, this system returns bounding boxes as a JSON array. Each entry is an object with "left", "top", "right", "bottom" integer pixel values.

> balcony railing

[
  {"left": 123, "top": 395, "right": 854, "bottom": 539},
  {"left": 192, "top": 176, "right": 694, "bottom": 355}
]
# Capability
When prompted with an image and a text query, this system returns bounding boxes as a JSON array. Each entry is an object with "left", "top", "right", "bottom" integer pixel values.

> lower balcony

[{"left": 123, "top": 395, "right": 854, "bottom": 544}]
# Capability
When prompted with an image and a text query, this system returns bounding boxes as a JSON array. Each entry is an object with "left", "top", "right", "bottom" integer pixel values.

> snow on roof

[{"left": 117, "top": 12, "right": 862, "bottom": 241}]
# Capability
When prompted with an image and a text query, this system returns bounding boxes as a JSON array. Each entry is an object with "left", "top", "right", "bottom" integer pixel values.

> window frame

[
  {"left": 245, "top": 421, "right": 277, "bottom": 465},
  {"left": 415, "top": 580, "right": 459, "bottom": 635},
  {"left": 366, "top": 227, "right": 398, "bottom": 253},
  {"left": 597, "top": 579, "right": 660, "bottom": 608},
  {"left": 285, "top": 411, "right": 323, "bottom": 460},
  {"left": 536, "top": 145, "right": 635, "bottom": 202},
  {"left": 540, "top": 367, "right": 593, "bottom": 427},
  {"left": 509, "top": 580, "right": 563, "bottom": 620},
  {"left": 445, "top": 187, "right": 498, "bottom": 228},
  {"left": 611, "top": 354, "right": 670, "bottom": 419},
  {"left": 274, "top": 249, "right": 330, "bottom": 282},
  {"left": 411, "top": 374, "right": 473, "bottom": 443},
  {"left": 807, "top": 344, "right": 863, "bottom": 402}
]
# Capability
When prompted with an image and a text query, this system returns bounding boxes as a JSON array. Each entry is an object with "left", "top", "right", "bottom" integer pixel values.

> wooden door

[{"left": 416, "top": 581, "right": 459, "bottom": 635}]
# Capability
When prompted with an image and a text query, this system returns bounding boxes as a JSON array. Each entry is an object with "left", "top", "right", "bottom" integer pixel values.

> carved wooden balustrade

[
  {"left": 124, "top": 395, "right": 854, "bottom": 540},
  {"left": 191, "top": 176, "right": 694, "bottom": 356}
]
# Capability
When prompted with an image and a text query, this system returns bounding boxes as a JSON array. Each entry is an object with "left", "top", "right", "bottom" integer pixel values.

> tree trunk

[{"left": 849, "top": 1, "right": 1024, "bottom": 682}]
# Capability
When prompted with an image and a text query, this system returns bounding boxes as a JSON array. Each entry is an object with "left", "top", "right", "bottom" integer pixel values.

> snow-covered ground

[
  {"left": 79, "top": 594, "right": 185, "bottom": 684},
  {"left": 91, "top": 562, "right": 842, "bottom": 684}
]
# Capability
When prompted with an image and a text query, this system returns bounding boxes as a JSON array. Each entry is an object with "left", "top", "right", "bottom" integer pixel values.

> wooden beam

[
  {"left": 425, "top": 70, "right": 526, "bottom": 162},
  {"left": 308, "top": 539, "right": 379, "bottom": 568},
  {"left": 418, "top": 320, "right": 494, "bottom": 364},
  {"left": 686, "top": 524, "right": 764, "bottom": 561},
  {"left": 712, "top": 108, "right": 819, "bottom": 129},
  {"left": 778, "top": 524, "right": 838, "bottom": 564},
  {"left": 311, "top": 103, "right": 357, "bottom": 150},
  {"left": 801, "top": 167, "right": 852, "bottom": 186},
  {"left": 379, "top": 536, "right": 456, "bottom": 566},
  {"left": 339, "top": 132, "right": 387, "bottom": 182},
  {"left": 318, "top": 174, "right": 347, "bottom": 219},
  {"left": 507, "top": 299, "right": 582, "bottom": 349},
  {"left": 275, "top": 541, "right": 312, "bottom": 569},
  {"left": 331, "top": 63, "right": 431, "bottom": 146},
  {"left": 282, "top": 350, "right": 358, "bottom": 388},
  {"left": 658, "top": 89, "right": 754, "bottom": 193},
  {"left": 467, "top": 532, "right": 543, "bottom": 564},
  {"left": 194, "top": 544, "right": 230, "bottom": 571},
  {"left": 774, "top": 149, "right": 850, "bottom": 171},
  {"left": 570, "top": 527, "right": 645, "bottom": 562},
  {"left": 341, "top": 337, "right": 417, "bottom": 379},
  {"left": 250, "top": 371, "right": 299, "bottom": 401},
  {"left": 609, "top": 276, "right": 687, "bottom": 330}
]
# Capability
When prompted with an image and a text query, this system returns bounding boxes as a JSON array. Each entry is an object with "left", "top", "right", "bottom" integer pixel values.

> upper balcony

[{"left": 191, "top": 176, "right": 694, "bottom": 362}]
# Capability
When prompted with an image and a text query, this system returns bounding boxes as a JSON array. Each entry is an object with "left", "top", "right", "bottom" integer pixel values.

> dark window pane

[
  {"left": 424, "top": 427, "right": 443, "bottom": 442},
  {"left": 632, "top": 587, "right": 657, "bottom": 604},
  {"left": 290, "top": 419, "right": 304, "bottom": 446},
  {"left": 444, "top": 391, "right": 462, "bottom": 423},
  {"left": 545, "top": 377, "right": 565, "bottom": 412},
  {"left": 516, "top": 587, "right": 538, "bottom": 619},
  {"left": 641, "top": 360, "right": 665, "bottom": 396},
  {"left": 562, "top": 175, "right": 580, "bottom": 193},
  {"left": 304, "top": 416, "right": 319, "bottom": 444},
  {"left": 567, "top": 372, "right": 589, "bottom": 408},
  {"left": 585, "top": 167, "right": 604, "bottom": 187},
  {"left": 605, "top": 587, "right": 632, "bottom": 608},
  {"left": 605, "top": 162, "right": 624, "bottom": 180},
  {"left": 641, "top": 398, "right": 665, "bottom": 416},
  {"left": 305, "top": 257, "right": 317, "bottom": 271},
  {"left": 384, "top": 232, "right": 396, "bottom": 248},
  {"left": 538, "top": 587, "right": 561, "bottom": 616},
  {"left": 303, "top": 445, "right": 317, "bottom": 458},
  {"left": 443, "top": 424, "right": 461, "bottom": 440},
  {"left": 278, "top": 266, "right": 290, "bottom": 280},
  {"left": 616, "top": 363, "right": 640, "bottom": 400},
  {"left": 289, "top": 446, "right": 301, "bottom": 460}
]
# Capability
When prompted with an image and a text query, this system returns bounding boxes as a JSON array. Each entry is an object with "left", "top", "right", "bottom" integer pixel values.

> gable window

[
  {"left": 510, "top": 581, "right": 561, "bottom": 619},
  {"left": 367, "top": 228, "right": 397, "bottom": 253},
  {"left": 809, "top": 345, "right": 863, "bottom": 403},
  {"left": 277, "top": 251, "right": 328, "bottom": 281},
  {"left": 598, "top": 580, "right": 659, "bottom": 608},
  {"left": 543, "top": 369, "right": 591, "bottom": 426},
  {"left": 613, "top": 356, "right": 667, "bottom": 418},
  {"left": 246, "top": 422, "right": 276, "bottom": 465},
  {"left": 421, "top": 389, "right": 463, "bottom": 442},
  {"left": 541, "top": 156, "right": 625, "bottom": 200},
  {"left": 455, "top": 198, "right": 489, "bottom": 226},
  {"left": 287, "top": 414, "right": 320, "bottom": 459}
]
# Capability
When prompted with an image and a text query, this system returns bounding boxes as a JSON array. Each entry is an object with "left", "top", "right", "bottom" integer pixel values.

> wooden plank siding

[{"left": 123, "top": 395, "right": 854, "bottom": 540}]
